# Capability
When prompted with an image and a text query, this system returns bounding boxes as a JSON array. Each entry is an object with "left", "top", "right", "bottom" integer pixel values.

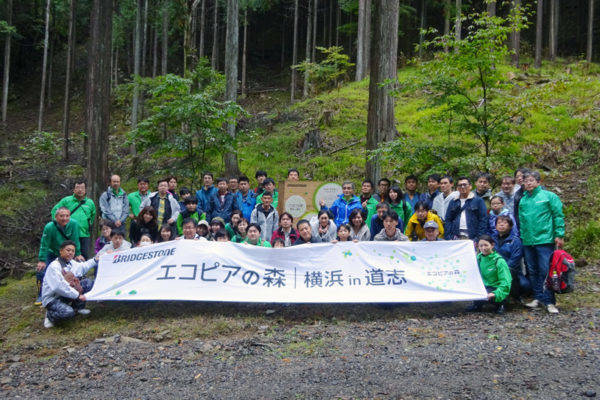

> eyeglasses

[{"left": 457, "top": 183, "right": 469, "bottom": 187}]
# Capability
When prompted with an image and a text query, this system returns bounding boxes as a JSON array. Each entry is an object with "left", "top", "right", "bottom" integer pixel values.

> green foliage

[
  {"left": 293, "top": 46, "right": 354, "bottom": 95},
  {"left": 566, "top": 221, "right": 600, "bottom": 261},
  {"left": 20, "top": 131, "right": 63, "bottom": 156},
  {"left": 0, "top": 20, "right": 19, "bottom": 37},
  {"left": 122, "top": 60, "right": 245, "bottom": 185},
  {"left": 383, "top": 8, "right": 530, "bottom": 173}
]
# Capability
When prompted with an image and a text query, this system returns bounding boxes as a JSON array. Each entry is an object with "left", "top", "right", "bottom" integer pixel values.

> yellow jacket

[{"left": 405, "top": 211, "right": 444, "bottom": 241}]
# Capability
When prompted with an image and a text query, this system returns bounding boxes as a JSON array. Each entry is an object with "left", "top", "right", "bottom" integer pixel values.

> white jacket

[
  {"left": 41, "top": 258, "right": 97, "bottom": 307},
  {"left": 432, "top": 191, "right": 459, "bottom": 221}
]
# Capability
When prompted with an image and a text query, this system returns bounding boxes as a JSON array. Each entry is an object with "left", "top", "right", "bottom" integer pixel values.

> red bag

[{"left": 545, "top": 249, "right": 576, "bottom": 294}]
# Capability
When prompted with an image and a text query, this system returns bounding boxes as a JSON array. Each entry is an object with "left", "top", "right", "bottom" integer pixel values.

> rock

[
  {"left": 258, "top": 325, "right": 269, "bottom": 331},
  {"left": 94, "top": 338, "right": 107, "bottom": 344},
  {"left": 121, "top": 336, "right": 146, "bottom": 344},
  {"left": 265, "top": 309, "right": 276, "bottom": 315},
  {"left": 0, "top": 377, "right": 12, "bottom": 385},
  {"left": 583, "top": 390, "right": 596, "bottom": 398},
  {"left": 9, "top": 355, "right": 20, "bottom": 362},
  {"left": 113, "top": 334, "right": 121, "bottom": 343},
  {"left": 66, "top": 347, "right": 76, "bottom": 354}
]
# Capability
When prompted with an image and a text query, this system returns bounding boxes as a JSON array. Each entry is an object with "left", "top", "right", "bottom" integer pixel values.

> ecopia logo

[{"left": 113, "top": 248, "right": 176, "bottom": 264}]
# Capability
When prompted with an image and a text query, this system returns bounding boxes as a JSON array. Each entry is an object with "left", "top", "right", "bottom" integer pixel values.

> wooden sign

[{"left": 278, "top": 180, "right": 343, "bottom": 220}]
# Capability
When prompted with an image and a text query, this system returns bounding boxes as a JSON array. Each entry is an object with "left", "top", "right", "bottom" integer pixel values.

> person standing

[
  {"left": 519, "top": 170, "right": 565, "bottom": 314},
  {"left": 319, "top": 181, "right": 362, "bottom": 227},
  {"left": 51, "top": 180, "right": 96, "bottom": 259},
  {"left": 236, "top": 176, "right": 257, "bottom": 221},
  {"left": 141, "top": 179, "right": 181, "bottom": 230},
  {"left": 432, "top": 175, "right": 458, "bottom": 221},
  {"left": 99, "top": 175, "right": 129, "bottom": 230},
  {"left": 195, "top": 172, "right": 217, "bottom": 215},
  {"left": 128, "top": 178, "right": 150, "bottom": 218},
  {"left": 444, "top": 177, "right": 487, "bottom": 242}
]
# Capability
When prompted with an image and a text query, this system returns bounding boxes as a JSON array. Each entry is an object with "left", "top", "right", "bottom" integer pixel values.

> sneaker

[
  {"left": 495, "top": 304, "right": 506, "bottom": 315},
  {"left": 546, "top": 304, "right": 559, "bottom": 314},
  {"left": 34, "top": 295, "right": 42, "bottom": 306},
  {"left": 43, "top": 313, "right": 54, "bottom": 329},
  {"left": 77, "top": 309, "right": 91, "bottom": 315},
  {"left": 466, "top": 303, "right": 482, "bottom": 312},
  {"left": 525, "top": 299, "right": 541, "bottom": 309}
]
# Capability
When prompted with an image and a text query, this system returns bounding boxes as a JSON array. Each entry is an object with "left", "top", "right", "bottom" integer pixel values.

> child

[
  {"left": 177, "top": 197, "right": 204, "bottom": 235},
  {"left": 138, "top": 233, "right": 154, "bottom": 247},
  {"left": 487, "top": 195, "right": 518, "bottom": 236},
  {"left": 467, "top": 235, "right": 512, "bottom": 314},
  {"left": 272, "top": 238, "right": 285, "bottom": 248},
  {"left": 332, "top": 224, "right": 354, "bottom": 243},
  {"left": 95, "top": 219, "right": 113, "bottom": 254},
  {"left": 214, "top": 229, "right": 230, "bottom": 242}
]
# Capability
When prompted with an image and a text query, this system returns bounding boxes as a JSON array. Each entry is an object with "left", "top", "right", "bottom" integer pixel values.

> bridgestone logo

[{"left": 113, "top": 248, "right": 176, "bottom": 264}]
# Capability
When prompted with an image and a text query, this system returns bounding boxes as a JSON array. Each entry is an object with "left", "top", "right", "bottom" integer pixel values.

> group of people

[{"left": 36, "top": 166, "right": 565, "bottom": 328}]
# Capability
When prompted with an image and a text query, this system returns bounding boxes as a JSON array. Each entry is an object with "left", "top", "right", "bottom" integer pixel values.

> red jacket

[{"left": 271, "top": 228, "right": 299, "bottom": 246}]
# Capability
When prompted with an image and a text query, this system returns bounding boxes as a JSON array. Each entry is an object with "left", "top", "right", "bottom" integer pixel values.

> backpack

[{"left": 545, "top": 249, "right": 576, "bottom": 294}]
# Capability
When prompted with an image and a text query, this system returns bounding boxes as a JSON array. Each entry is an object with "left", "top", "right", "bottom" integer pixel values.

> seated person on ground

[
  {"left": 138, "top": 233, "right": 154, "bottom": 247},
  {"left": 405, "top": 201, "right": 444, "bottom": 241},
  {"left": 129, "top": 206, "right": 159, "bottom": 245},
  {"left": 311, "top": 210, "right": 337, "bottom": 242},
  {"left": 209, "top": 217, "right": 226, "bottom": 240},
  {"left": 214, "top": 229, "right": 230, "bottom": 242},
  {"left": 272, "top": 238, "right": 285, "bottom": 248},
  {"left": 177, "top": 197, "right": 204, "bottom": 235},
  {"left": 270, "top": 212, "right": 298, "bottom": 247},
  {"left": 421, "top": 220, "right": 444, "bottom": 242},
  {"left": 293, "top": 219, "right": 323, "bottom": 245},
  {"left": 225, "top": 210, "right": 243, "bottom": 239},
  {"left": 331, "top": 224, "right": 354, "bottom": 243},
  {"left": 348, "top": 208, "right": 370, "bottom": 241},
  {"left": 231, "top": 218, "right": 249, "bottom": 243},
  {"left": 95, "top": 219, "right": 113, "bottom": 254},
  {"left": 374, "top": 211, "right": 409, "bottom": 241},
  {"left": 97, "top": 229, "right": 131, "bottom": 256},
  {"left": 370, "top": 202, "right": 391, "bottom": 240},
  {"left": 158, "top": 224, "right": 176, "bottom": 242},
  {"left": 243, "top": 223, "right": 272, "bottom": 247},
  {"left": 179, "top": 218, "right": 207, "bottom": 241}
]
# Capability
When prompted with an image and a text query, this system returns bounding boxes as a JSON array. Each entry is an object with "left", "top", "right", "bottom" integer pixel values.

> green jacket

[
  {"left": 389, "top": 201, "right": 413, "bottom": 226},
  {"left": 518, "top": 186, "right": 565, "bottom": 246},
  {"left": 128, "top": 191, "right": 149, "bottom": 217},
  {"left": 38, "top": 220, "right": 81, "bottom": 261},
  {"left": 225, "top": 223, "right": 236, "bottom": 239},
  {"left": 364, "top": 197, "right": 378, "bottom": 230},
  {"left": 256, "top": 190, "right": 279, "bottom": 209},
  {"left": 242, "top": 237, "right": 272, "bottom": 247},
  {"left": 477, "top": 251, "right": 512, "bottom": 303},
  {"left": 51, "top": 195, "right": 96, "bottom": 238},
  {"left": 176, "top": 211, "right": 204, "bottom": 235}
]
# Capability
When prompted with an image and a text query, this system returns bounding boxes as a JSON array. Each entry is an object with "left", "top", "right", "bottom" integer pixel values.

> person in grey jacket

[
  {"left": 140, "top": 179, "right": 181, "bottom": 229},
  {"left": 348, "top": 208, "right": 371, "bottom": 241},
  {"left": 250, "top": 191, "right": 279, "bottom": 241},
  {"left": 310, "top": 210, "right": 337, "bottom": 242},
  {"left": 42, "top": 240, "right": 98, "bottom": 328},
  {"left": 374, "top": 211, "right": 409, "bottom": 241},
  {"left": 99, "top": 175, "right": 129, "bottom": 229}
]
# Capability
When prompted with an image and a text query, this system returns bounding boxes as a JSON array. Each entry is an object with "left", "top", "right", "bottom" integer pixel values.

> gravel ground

[{"left": 1, "top": 305, "right": 599, "bottom": 399}]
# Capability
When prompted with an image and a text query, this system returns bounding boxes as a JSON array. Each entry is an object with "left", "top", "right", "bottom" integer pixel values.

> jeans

[
  {"left": 523, "top": 244, "right": 556, "bottom": 305},
  {"left": 36, "top": 253, "right": 57, "bottom": 296},
  {"left": 45, "top": 278, "right": 94, "bottom": 323},
  {"left": 79, "top": 237, "right": 91, "bottom": 259}
]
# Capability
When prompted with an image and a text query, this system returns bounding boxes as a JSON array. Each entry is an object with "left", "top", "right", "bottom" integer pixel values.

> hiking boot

[
  {"left": 77, "top": 309, "right": 91, "bottom": 315},
  {"left": 34, "top": 295, "right": 42, "bottom": 306},
  {"left": 495, "top": 304, "right": 506, "bottom": 315},
  {"left": 525, "top": 299, "right": 541, "bottom": 309},
  {"left": 43, "top": 313, "right": 54, "bottom": 329},
  {"left": 466, "top": 303, "right": 482, "bottom": 312},
  {"left": 546, "top": 304, "right": 559, "bottom": 314}
]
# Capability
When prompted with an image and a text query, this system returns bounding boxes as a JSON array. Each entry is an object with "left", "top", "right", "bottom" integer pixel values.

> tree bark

[
  {"left": 549, "top": 0, "right": 558, "bottom": 60},
  {"left": 335, "top": 1, "right": 340, "bottom": 45},
  {"left": 291, "top": 0, "right": 298, "bottom": 102},
  {"left": 132, "top": 0, "right": 142, "bottom": 148},
  {"left": 312, "top": 0, "right": 318, "bottom": 61},
  {"left": 211, "top": 0, "right": 219, "bottom": 69},
  {"left": 37, "top": 0, "right": 51, "bottom": 132},
  {"left": 152, "top": 27, "right": 158, "bottom": 77},
  {"left": 455, "top": 0, "right": 462, "bottom": 44},
  {"left": 224, "top": 0, "right": 239, "bottom": 177},
  {"left": 199, "top": 0, "right": 206, "bottom": 58},
  {"left": 588, "top": 0, "right": 594, "bottom": 63},
  {"left": 328, "top": 0, "right": 332, "bottom": 47},
  {"left": 162, "top": 0, "right": 169, "bottom": 74},
  {"left": 487, "top": 1, "right": 496, "bottom": 16},
  {"left": 242, "top": 6, "right": 248, "bottom": 97},
  {"left": 62, "top": 0, "right": 75, "bottom": 161},
  {"left": 418, "top": 0, "right": 426, "bottom": 59},
  {"left": 364, "top": 0, "right": 371, "bottom": 74},
  {"left": 511, "top": 0, "right": 521, "bottom": 67},
  {"left": 535, "top": 0, "right": 543, "bottom": 68},
  {"left": 1, "top": 0, "right": 13, "bottom": 124},
  {"left": 303, "top": 0, "right": 313, "bottom": 98},
  {"left": 281, "top": 20, "right": 285, "bottom": 69},
  {"left": 86, "top": 0, "right": 112, "bottom": 211},
  {"left": 443, "top": 0, "right": 450, "bottom": 53},
  {"left": 356, "top": 0, "right": 366, "bottom": 80},
  {"left": 184, "top": 0, "right": 201, "bottom": 73},
  {"left": 141, "top": 0, "right": 148, "bottom": 76},
  {"left": 365, "top": 0, "right": 398, "bottom": 184}
]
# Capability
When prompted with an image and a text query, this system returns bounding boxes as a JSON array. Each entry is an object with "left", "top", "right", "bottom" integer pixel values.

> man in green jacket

[
  {"left": 51, "top": 180, "right": 96, "bottom": 259},
  {"left": 519, "top": 170, "right": 565, "bottom": 314},
  {"left": 128, "top": 177, "right": 150, "bottom": 218},
  {"left": 35, "top": 207, "right": 83, "bottom": 304}
]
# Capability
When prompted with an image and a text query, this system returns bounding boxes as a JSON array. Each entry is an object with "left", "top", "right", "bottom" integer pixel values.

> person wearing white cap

[{"left": 422, "top": 220, "right": 444, "bottom": 242}]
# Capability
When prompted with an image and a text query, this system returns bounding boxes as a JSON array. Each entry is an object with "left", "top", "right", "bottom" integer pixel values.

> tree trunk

[
  {"left": 132, "top": 0, "right": 142, "bottom": 149},
  {"left": 549, "top": 0, "right": 558, "bottom": 60},
  {"left": 487, "top": 1, "right": 496, "bottom": 16},
  {"left": 37, "top": 0, "right": 51, "bottom": 132},
  {"left": 1, "top": 0, "right": 13, "bottom": 124},
  {"left": 199, "top": 0, "right": 206, "bottom": 58},
  {"left": 418, "top": 0, "right": 426, "bottom": 59},
  {"left": 328, "top": 0, "right": 332, "bottom": 47},
  {"left": 455, "top": 0, "right": 462, "bottom": 44},
  {"left": 291, "top": 0, "right": 298, "bottom": 102},
  {"left": 211, "top": 0, "right": 219, "bottom": 69},
  {"left": 242, "top": 7, "right": 248, "bottom": 97},
  {"left": 141, "top": 0, "right": 148, "bottom": 76},
  {"left": 62, "top": 0, "right": 75, "bottom": 161},
  {"left": 114, "top": 47, "right": 119, "bottom": 86},
  {"left": 364, "top": 0, "right": 371, "bottom": 74},
  {"left": 312, "top": 0, "right": 318, "bottom": 61},
  {"left": 281, "top": 21, "right": 285, "bottom": 69},
  {"left": 86, "top": 0, "right": 112, "bottom": 212},
  {"left": 184, "top": 0, "right": 201, "bottom": 73},
  {"left": 224, "top": 0, "right": 239, "bottom": 177},
  {"left": 365, "top": 0, "right": 398, "bottom": 184},
  {"left": 335, "top": 1, "right": 340, "bottom": 46},
  {"left": 535, "top": 0, "right": 543, "bottom": 68},
  {"left": 356, "top": 0, "right": 366, "bottom": 80},
  {"left": 511, "top": 0, "right": 521, "bottom": 67},
  {"left": 588, "top": 0, "right": 594, "bottom": 62},
  {"left": 443, "top": 0, "right": 450, "bottom": 53},
  {"left": 303, "top": 0, "right": 313, "bottom": 98},
  {"left": 162, "top": 0, "right": 169, "bottom": 74},
  {"left": 152, "top": 27, "right": 158, "bottom": 76}
]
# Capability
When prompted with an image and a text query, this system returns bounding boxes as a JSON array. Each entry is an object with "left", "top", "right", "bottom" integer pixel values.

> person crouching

[{"left": 42, "top": 240, "right": 98, "bottom": 328}]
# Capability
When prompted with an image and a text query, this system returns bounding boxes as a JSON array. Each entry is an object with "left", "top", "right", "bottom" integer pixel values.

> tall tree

[
  {"left": 242, "top": 5, "right": 248, "bottom": 97},
  {"left": 549, "top": 0, "right": 558, "bottom": 61},
  {"left": 510, "top": 0, "right": 521, "bottom": 67},
  {"left": 454, "top": 0, "right": 462, "bottom": 43},
  {"left": 356, "top": 0, "right": 371, "bottom": 80},
  {"left": 211, "top": 0, "right": 219, "bottom": 69},
  {"left": 365, "top": 0, "right": 398, "bottom": 183},
  {"left": 152, "top": 26, "right": 158, "bottom": 76},
  {"left": 487, "top": 1, "right": 496, "bottom": 16},
  {"left": 443, "top": 0, "right": 450, "bottom": 53},
  {"left": 37, "top": 0, "right": 52, "bottom": 131},
  {"left": 588, "top": 0, "right": 594, "bottom": 63},
  {"left": 132, "top": 0, "right": 143, "bottom": 147},
  {"left": 199, "top": 0, "right": 206, "bottom": 57},
  {"left": 1, "top": 0, "right": 13, "bottom": 124},
  {"left": 224, "top": 0, "right": 239, "bottom": 176},
  {"left": 312, "top": 0, "right": 318, "bottom": 61},
  {"left": 162, "top": 0, "right": 169, "bottom": 74},
  {"left": 335, "top": 1, "right": 340, "bottom": 45},
  {"left": 62, "top": 0, "right": 76, "bottom": 160},
  {"left": 303, "top": 0, "right": 313, "bottom": 98},
  {"left": 86, "top": 0, "right": 113, "bottom": 210},
  {"left": 183, "top": 0, "right": 201, "bottom": 73},
  {"left": 291, "top": 0, "right": 299, "bottom": 101},
  {"left": 142, "top": 0, "right": 148, "bottom": 75},
  {"left": 418, "top": 0, "right": 427, "bottom": 59},
  {"left": 535, "top": 0, "right": 543, "bottom": 68}
]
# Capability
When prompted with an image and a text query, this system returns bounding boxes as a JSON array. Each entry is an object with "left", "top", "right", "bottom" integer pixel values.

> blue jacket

[
  {"left": 322, "top": 194, "right": 363, "bottom": 227},
  {"left": 208, "top": 191, "right": 235, "bottom": 223},
  {"left": 236, "top": 191, "right": 257, "bottom": 221},
  {"left": 404, "top": 192, "right": 421, "bottom": 211},
  {"left": 492, "top": 231, "right": 523, "bottom": 272},
  {"left": 419, "top": 190, "right": 440, "bottom": 209},
  {"left": 487, "top": 208, "right": 519, "bottom": 237},
  {"left": 370, "top": 214, "right": 404, "bottom": 240},
  {"left": 444, "top": 194, "right": 487, "bottom": 241},
  {"left": 196, "top": 186, "right": 217, "bottom": 214}
]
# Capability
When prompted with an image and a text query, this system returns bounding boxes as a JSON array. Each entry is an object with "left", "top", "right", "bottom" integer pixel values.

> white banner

[{"left": 86, "top": 240, "right": 487, "bottom": 303}]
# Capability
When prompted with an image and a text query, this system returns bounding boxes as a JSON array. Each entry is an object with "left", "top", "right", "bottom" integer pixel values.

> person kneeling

[
  {"left": 467, "top": 235, "right": 512, "bottom": 315},
  {"left": 42, "top": 240, "right": 98, "bottom": 328}
]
